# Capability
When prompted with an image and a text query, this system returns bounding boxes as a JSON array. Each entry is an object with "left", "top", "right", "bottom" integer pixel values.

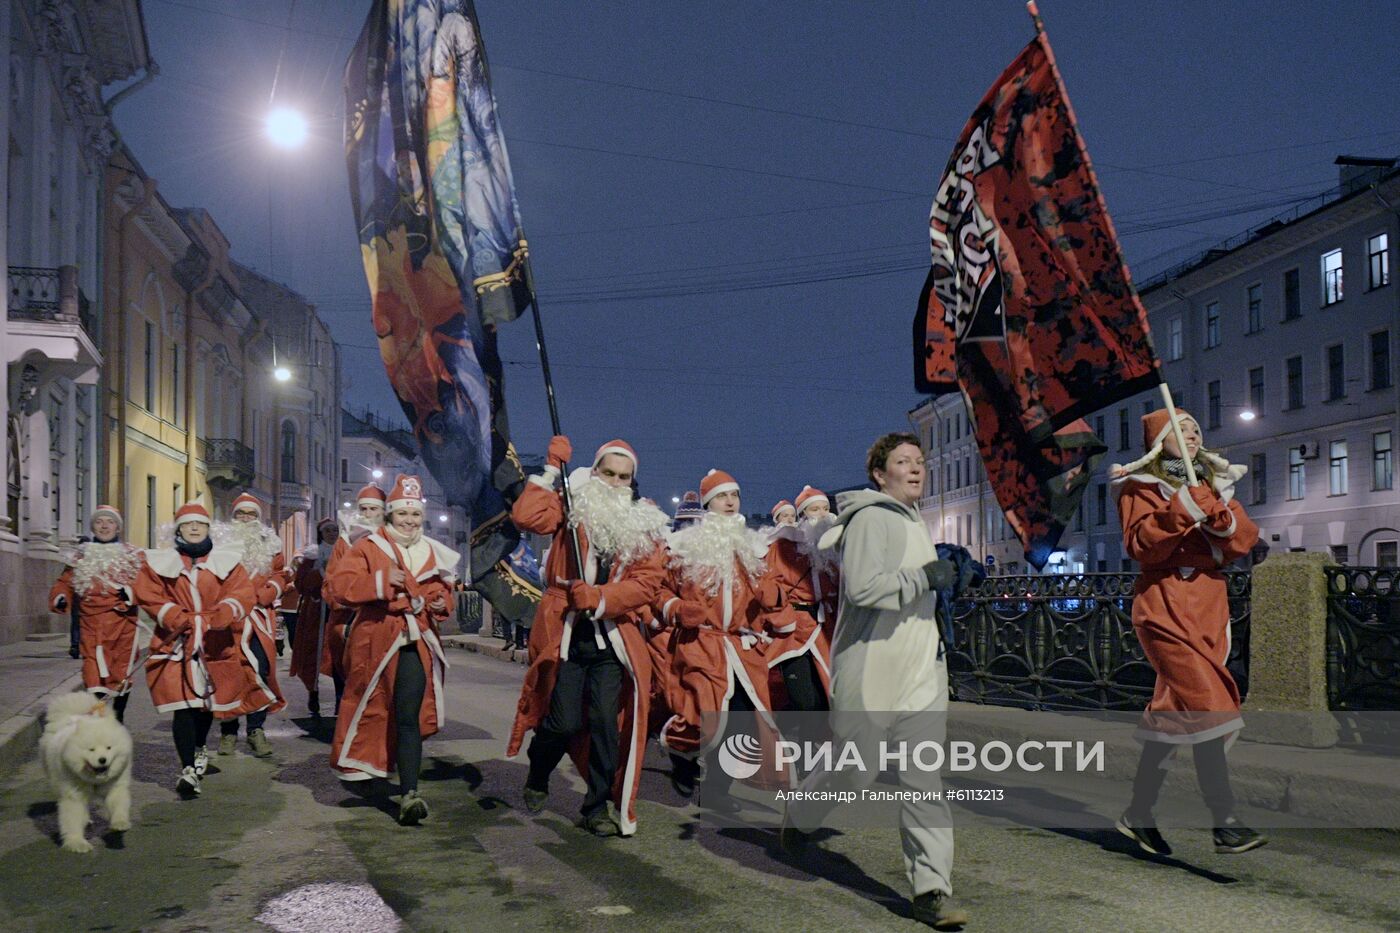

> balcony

[
  {"left": 279, "top": 481, "right": 312, "bottom": 512},
  {"left": 6, "top": 266, "right": 101, "bottom": 384},
  {"left": 202, "top": 437, "right": 255, "bottom": 489}
]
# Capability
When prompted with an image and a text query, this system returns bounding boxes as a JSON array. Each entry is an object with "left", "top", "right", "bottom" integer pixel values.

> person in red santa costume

[
  {"left": 291, "top": 517, "right": 341, "bottom": 718},
  {"left": 656, "top": 469, "right": 787, "bottom": 804},
  {"left": 763, "top": 485, "right": 838, "bottom": 720},
  {"left": 132, "top": 497, "right": 256, "bottom": 798},
  {"left": 1111, "top": 407, "right": 1265, "bottom": 857},
  {"left": 325, "top": 475, "right": 458, "bottom": 825},
  {"left": 507, "top": 437, "right": 669, "bottom": 837},
  {"left": 205, "top": 492, "right": 290, "bottom": 759},
  {"left": 49, "top": 505, "right": 146, "bottom": 722},
  {"left": 770, "top": 499, "right": 796, "bottom": 528},
  {"left": 320, "top": 484, "right": 387, "bottom": 714}
]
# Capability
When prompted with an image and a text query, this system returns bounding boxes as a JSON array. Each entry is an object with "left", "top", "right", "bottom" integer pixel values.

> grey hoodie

[{"left": 819, "top": 489, "right": 946, "bottom": 712}]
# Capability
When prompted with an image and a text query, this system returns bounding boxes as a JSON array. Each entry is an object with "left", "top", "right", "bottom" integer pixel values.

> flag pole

[
  {"left": 1028, "top": 1, "right": 1199, "bottom": 486},
  {"left": 524, "top": 287, "right": 588, "bottom": 578}
]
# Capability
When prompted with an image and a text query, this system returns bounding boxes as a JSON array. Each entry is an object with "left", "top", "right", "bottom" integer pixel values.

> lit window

[
  {"left": 1329, "top": 440, "right": 1348, "bottom": 496},
  {"left": 1368, "top": 233, "right": 1390, "bottom": 290},
  {"left": 1374, "top": 431, "right": 1392, "bottom": 491},
  {"left": 1288, "top": 446, "right": 1305, "bottom": 500},
  {"left": 1321, "top": 248, "right": 1343, "bottom": 306}
]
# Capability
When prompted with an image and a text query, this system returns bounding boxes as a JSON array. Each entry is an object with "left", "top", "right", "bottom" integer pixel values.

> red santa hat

[
  {"left": 174, "top": 496, "right": 212, "bottom": 530},
  {"left": 386, "top": 474, "right": 427, "bottom": 513},
  {"left": 90, "top": 504, "right": 123, "bottom": 528},
  {"left": 795, "top": 485, "right": 829, "bottom": 517},
  {"left": 700, "top": 469, "right": 739, "bottom": 506},
  {"left": 593, "top": 439, "right": 638, "bottom": 474},
  {"left": 770, "top": 499, "right": 796, "bottom": 522},
  {"left": 1114, "top": 407, "right": 1198, "bottom": 476},
  {"left": 356, "top": 483, "right": 387, "bottom": 508},
  {"left": 231, "top": 492, "right": 264, "bottom": 518}
]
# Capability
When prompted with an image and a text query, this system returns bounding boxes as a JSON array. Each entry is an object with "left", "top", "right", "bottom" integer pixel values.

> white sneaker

[
  {"left": 177, "top": 766, "right": 202, "bottom": 798},
  {"left": 193, "top": 746, "right": 210, "bottom": 777}
]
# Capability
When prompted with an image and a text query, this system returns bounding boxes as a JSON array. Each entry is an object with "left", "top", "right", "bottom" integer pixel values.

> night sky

[{"left": 115, "top": 0, "right": 1400, "bottom": 511}]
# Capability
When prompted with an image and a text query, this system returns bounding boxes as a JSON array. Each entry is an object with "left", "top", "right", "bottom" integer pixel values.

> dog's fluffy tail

[{"left": 43, "top": 691, "right": 111, "bottom": 734}]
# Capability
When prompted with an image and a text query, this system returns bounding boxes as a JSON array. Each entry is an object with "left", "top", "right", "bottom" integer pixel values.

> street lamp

[
  {"left": 266, "top": 106, "right": 309, "bottom": 149},
  {"left": 671, "top": 496, "right": 680, "bottom": 505},
  {"left": 273, "top": 365, "right": 291, "bottom": 382},
  {"left": 371, "top": 468, "right": 384, "bottom": 480},
  {"left": 1238, "top": 409, "right": 1257, "bottom": 422},
  {"left": 438, "top": 514, "right": 448, "bottom": 523}
]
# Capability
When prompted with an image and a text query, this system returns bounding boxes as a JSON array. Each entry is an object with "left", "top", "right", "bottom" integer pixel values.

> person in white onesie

[{"left": 785, "top": 432, "right": 968, "bottom": 931}]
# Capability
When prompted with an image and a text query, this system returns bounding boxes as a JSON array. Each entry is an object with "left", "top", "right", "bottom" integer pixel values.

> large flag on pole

[
  {"left": 914, "top": 5, "right": 1161, "bottom": 569},
  {"left": 345, "top": 0, "right": 540, "bottom": 614}
]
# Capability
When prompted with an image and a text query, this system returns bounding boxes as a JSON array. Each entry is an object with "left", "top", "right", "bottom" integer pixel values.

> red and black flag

[{"left": 913, "top": 8, "right": 1161, "bottom": 568}]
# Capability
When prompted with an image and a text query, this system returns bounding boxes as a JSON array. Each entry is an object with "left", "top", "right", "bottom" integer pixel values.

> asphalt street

[{"left": 1, "top": 648, "right": 1397, "bottom": 933}]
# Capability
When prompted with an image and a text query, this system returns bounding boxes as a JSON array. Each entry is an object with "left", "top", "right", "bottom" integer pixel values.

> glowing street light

[
  {"left": 438, "top": 514, "right": 449, "bottom": 523},
  {"left": 342, "top": 501, "right": 352, "bottom": 509},
  {"left": 371, "top": 468, "right": 384, "bottom": 480},
  {"left": 266, "top": 106, "right": 308, "bottom": 149},
  {"left": 1239, "top": 410, "right": 1256, "bottom": 422},
  {"left": 671, "top": 496, "right": 680, "bottom": 505},
  {"left": 273, "top": 365, "right": 292, "bottom": 382}
]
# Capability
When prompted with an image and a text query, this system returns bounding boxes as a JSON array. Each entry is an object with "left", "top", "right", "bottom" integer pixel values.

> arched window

[{"left": 280, "top": 421, "right": 297, "bottom": 483}]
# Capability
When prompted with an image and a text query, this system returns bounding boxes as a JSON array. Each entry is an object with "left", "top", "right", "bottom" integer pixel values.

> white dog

[{"left": 40, "top": 691, "right": 133, "bottom": 852}]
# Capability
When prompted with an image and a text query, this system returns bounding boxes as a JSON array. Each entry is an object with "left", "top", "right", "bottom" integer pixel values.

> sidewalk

[
  {"left": 442, "top": 632, "right": 1400, "bottom": 829},
  {"left": 0, "top": 633, "right": 86, "bottom": 776}
]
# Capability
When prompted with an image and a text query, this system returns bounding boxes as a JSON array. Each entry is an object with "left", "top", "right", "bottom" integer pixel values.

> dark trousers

[
  {"left": 69, "top": 605, "right": 81, "bottom": 650},
  {"left": 1129, "top": 737, "right": 1235, "bottom": 824},
  {"left": 280, "top": 611, "right": 297, "bottom": 646},
  {"left": 172, "top": 709, "right": 214, "bottom": 768},
  {"left": 395, "top": 646, "right": 427, "bottom": 793},
  {"left": 220, "top": 635, "right": 272, "bottom": 735},
  {"left": 701, "top": 688, "right": 756, "bottom": 796},
  {"left": 526, "top": 626, "right": 623, "bottom": 818}
]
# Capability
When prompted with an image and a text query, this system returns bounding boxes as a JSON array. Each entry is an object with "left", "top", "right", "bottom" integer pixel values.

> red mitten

[
  {"left": 568, "top": 581, "right": 601, "bottom": 612},
  {"left": 1205, "top": 501, "right": 1235, "bottom": 534},
  {"left": 1186, "top": 483, "right": 1218, "bottom": 511},
  {"left": 547, "top": 435, "right": 573, "bottom": 470},
  {"left": 208, "top": 602, "right": 240, "bottom": 630},
  {"left": 677, "top": 601, "right": 708, "bottom": 630}
]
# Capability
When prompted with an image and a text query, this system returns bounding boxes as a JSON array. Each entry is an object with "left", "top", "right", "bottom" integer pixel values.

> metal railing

[
  {"left": 202, "top": 437, "right": 254, "bottom": 476},
  {"left": 7, "top": 265, "right": 93, "bottom": 332},
  {"left": 948, "top": 571, "right": 1251, "bottom": 712},
  {"left": 1324, "top": 566, "right": 1400, "bottom": 711}
]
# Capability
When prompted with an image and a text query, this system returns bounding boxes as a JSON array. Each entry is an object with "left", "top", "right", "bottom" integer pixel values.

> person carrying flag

[
  {"left": 1111, "top": 408, "right": 1266, "bottom": 856},
  {"left": 507, "top": 437, "right": 669, "bottom": 837}
]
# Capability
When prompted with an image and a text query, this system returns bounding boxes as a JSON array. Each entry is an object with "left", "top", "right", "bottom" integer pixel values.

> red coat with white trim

[
  {"left": 132, "top": 547, "right": 255, "bottom": 714},
  {"left": 1116, "top": 470, "right": 1259, "bottom": 743},
  {"left": 325, "top": 528, "right": 457, "bottom": 781},
  {"left": 206, "top": 550, "right": 289, "bottom": 719},
  {"left": 49, "top": 544, "right": 146, "bottom": 697},
  {"left": 317, "top": 535, "right": 360, "bottom": 681},
  {"left": 762, "top": 532, "right": 832, "bottom": 693},
  {"left": 506, "top": 479, "right": 666, "bottom": 837},
  {"left": 654, "top": 546, "right": 783, "bottom": 758}
]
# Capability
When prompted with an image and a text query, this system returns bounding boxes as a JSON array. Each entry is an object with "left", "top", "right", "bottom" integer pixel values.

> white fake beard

[
  {"left": 215, "top": 520, "right": 282, "bottom": 578},
  {"left": 799, "top": 515, "right": 839, "bottom": 574},
  {"left": 68, "top": 542, "right": 142, "bottom": 597},
  {"left": 568, "top": 478, "right": 669, "bottom": 569},
  {"left": 667, "top": 512, "right": 767, "bottom": 597}
]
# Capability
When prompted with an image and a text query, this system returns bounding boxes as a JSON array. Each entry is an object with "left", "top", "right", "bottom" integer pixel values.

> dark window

[
  {"left": 1374, "top": 431, "right": 1393, "bottom": 491},
  {"left": 1207, "top": 380, "right": 1221, "bottom": 429},
  {"left": 1142, "top": 399, "right": 1153, "bottom": 418},
  {"left": 1205, "top": 301, "right": 1220, "bottom": 348},
  {"left": 1327, "top": 344, "right": 1345, "bottom": 400},
  {"left": 1321, "top": 248, "right": 1343, "bottom": 305},
  {"left": 172, "top": 344, "right": 181, "bottom": 425},
  {"left": 1377, "top": 541, "right": 1398, "bottom": 567},
  {"left": 1371, "top": 330, "right": 1391, "bottom": 390},
  {"left": 1168, "top": 316, "right": 1183, "bottom": 360},
  {"left": 1331, "top": 544, "right": 1349, "bottom": 565},
  {"left": 1094, "top": 414, "right": 1105, "bottom": 441},
  {"left": 280, "top": 422, "right": 297, "bottom": 483},
  {"left": 1369, "top": 233, "right": 1390, "bottom": 289},
  {"left": 1095, "top": 483, "right": 1107, "bottom": 526},
  {"left": 1283, "top": 268, "right": 1301, "bottom": 320},
  {"left": 144, "top": 321, "right": 155, "bottom": 410},
  {"left": 1286, "top": 356, "right": 1303, "bottom": 410},
  {"left": 1250, "top": 453, "right": 1267, "bottom": 505},
  {"left": 1246, "top": 283, "right": 1262, "bottom": 333},
  {"left": 341, "top": 458, "right": 348, "bottom": 483},
  {"left": 1249, "top": 367, "right": 1265, "bottom": 414},
  {"left": 1118, "top": 408, "right": 1129, "bottom": 451}
]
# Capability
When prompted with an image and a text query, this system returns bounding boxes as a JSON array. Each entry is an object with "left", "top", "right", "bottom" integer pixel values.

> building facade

[
  {"left": 2, "top": 0, "right": 150, "bottom": 643},
  {"left": 911, "top": 162, "right": 1399, "bottom": 574},
  {"left": 338, "top": 408, "right": 467, "bottom": 578}
]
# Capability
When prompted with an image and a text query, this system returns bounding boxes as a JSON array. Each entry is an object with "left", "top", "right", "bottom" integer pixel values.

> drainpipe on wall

[
  {"left": 183, "top": 260, "right": 218, "bottom": 498},
  {"left": 1368, "top": 181, "right": 1400, "bottom": 563},
  {"left": 114, "top": 176, "right": 158, "bottom": 517}
]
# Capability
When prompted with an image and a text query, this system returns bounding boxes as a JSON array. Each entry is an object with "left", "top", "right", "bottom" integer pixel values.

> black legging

[
  {"left": 395, "top": 645, "right": 427, "bottom": 794},
  {"left": 1129, "top": 737, "right": 1234, "bottom": 823},
  {"left": 219, "top": 636, "right": 273, "bottom": 735},
  {"left": 112, "top": 693, "right": 130, "bottom": 723},
  {"left": 172, "top": 708, "right": 214, "bottom": 768}
]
